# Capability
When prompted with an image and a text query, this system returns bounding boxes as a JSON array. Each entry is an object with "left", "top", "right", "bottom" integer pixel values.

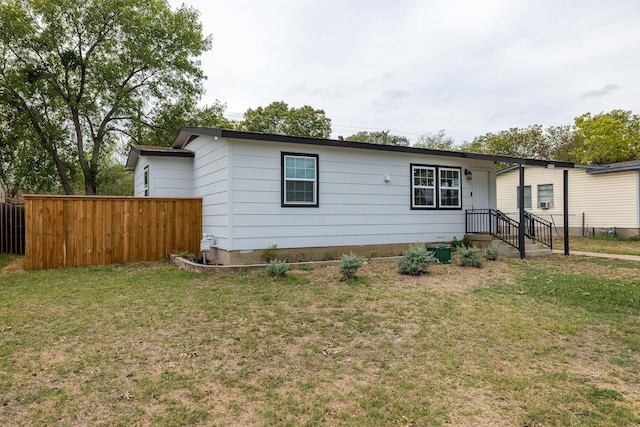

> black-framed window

[
  {"left": 439, "top": 167, "right": 461, "bottom": 208},
  {"left": 411, "top": 164, "right": 462, "bottom": 210},
  {"left": 411, "top": 165, "right": 436, "bottom": 208},
  {"left": 143, "top": 165, "right": 149, "bottom": 196},
  {"left": 281, "top": 152, "right": 319, "bottom": 207}
]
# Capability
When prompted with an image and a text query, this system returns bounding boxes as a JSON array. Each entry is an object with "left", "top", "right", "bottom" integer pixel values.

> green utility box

[{"left": 427, "top": 244, "right": 451, "bottom": 264}]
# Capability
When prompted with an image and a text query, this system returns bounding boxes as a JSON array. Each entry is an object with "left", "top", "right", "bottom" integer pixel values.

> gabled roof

[
  {"left": 170, "top": 127, "right": 574, "bottom": 169},
  {"left": 125, "top": 144, "right": 194, "bottom": 171}
]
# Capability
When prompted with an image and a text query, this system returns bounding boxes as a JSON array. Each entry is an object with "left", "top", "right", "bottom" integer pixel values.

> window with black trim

[
  {"left": 411, "top": 164, "right": 462, "bottom": 210},
  {"left": 282, "top": 153, "right": 319, "bottom": 207},
  {"left": 411, "top": 165, "right": 436, "bottom": 208},
  {"left": 439, "top": 167, "right": 461, "bottom": 208},
  {"left": 143, "top": 165, "right": 149, "bottom": 196}
]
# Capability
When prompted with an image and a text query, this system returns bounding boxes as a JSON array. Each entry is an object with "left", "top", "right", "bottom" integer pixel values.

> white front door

[{"left": 471, "top": 170, "right": 490, "bottom": 210}]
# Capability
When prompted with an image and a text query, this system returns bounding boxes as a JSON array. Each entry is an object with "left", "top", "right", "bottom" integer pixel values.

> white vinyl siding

[
  {"left": 133, "top": 156, "right": 192, "bottom": 197},
  {"left": 187, "top": 136, "right": 231, "bottom": 249},
  {"left": 223, "top": 139, "right": 492, "bottom": 251}
]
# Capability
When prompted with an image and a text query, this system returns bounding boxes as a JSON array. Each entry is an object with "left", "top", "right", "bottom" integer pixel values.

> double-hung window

[
  {"left": 282, "top": 153, "right": 319, "bottom": 207},
  {"left": 411, "top": 164, "right": 461, "bottom": 209},
  {"left": 439, "top": 167, "right": 461, "bottom": 208},
  {"left": 411, "top": 165, "right": 436, "bottom": 208}
]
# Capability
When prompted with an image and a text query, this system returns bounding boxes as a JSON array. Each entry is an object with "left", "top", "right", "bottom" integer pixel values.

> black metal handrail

[
  {"left": 523, "top": 211, "right": 553, "bottom": 249},
  {"left": 465, "top": 209, "right": 553, "bottom": 252},
  {"left": 465, "top": 209, "right": 520, "bottom": 249}
]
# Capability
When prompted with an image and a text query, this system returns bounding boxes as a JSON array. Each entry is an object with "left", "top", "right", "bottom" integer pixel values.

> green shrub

[
  {"left": 175, "top": 251, "right": 195, "bottom": 260},
  {"left": 459, "top": 246, "right": 483, "bottom": 268},
  {"left": 339, "top": 252, "right": 364, "bottom": 280},
  {"left": 451, "top": 234, "right": 471, "bottom": 251},
  {"left": 266, "top": 259, "right": 290, "bottom": 277},
  {"left": 398, "top": 244, "right": 438, "bottom": 276},
  {"left": 263, "top": 244, "right": 278, "bottom": 262},
  {"left": 485, "top": 246, "right": 499, "bottom": 261}
]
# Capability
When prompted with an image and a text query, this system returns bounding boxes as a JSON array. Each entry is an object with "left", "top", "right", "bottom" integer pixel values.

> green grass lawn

[
  {"left": 561, "top": 236, "right": 640, "bottom": 256},
  {"left": 1, "top": 256, "right": 639, "bottom": 426}
]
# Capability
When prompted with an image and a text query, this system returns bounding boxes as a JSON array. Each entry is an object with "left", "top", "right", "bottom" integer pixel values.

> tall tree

[
  {"left": 545, "top": 124, "right": 576, "bottom": 162},
  {"left": 0, "top": 0, "right": 211, "bottom": 194},
  {"left": 571, "top": 110, "right": 640, "bottom": 164},
  {"left": 239, "top": 101, "right": 331, "bottom": 138},
  {"left": 130, "top": 99, "right": 234, "bottom": 147},
  {"left": 461, "top": 125, "right": 553, "bottom": 160},
  {"left": 345, "top": 130, "right": 410, "bottom": 146},
  {"left": 413, "top": 129, "right": 457, "bottom": 150}
]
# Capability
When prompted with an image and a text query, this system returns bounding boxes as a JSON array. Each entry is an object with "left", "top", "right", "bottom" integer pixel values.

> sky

[{"left": 167, "top": 0, "right": 640, "bottom": 145}]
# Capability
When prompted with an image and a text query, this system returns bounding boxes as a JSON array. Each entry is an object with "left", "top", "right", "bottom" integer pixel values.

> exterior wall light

[{"left": 464, "top": 169, "right": 472, "bottom": 180}]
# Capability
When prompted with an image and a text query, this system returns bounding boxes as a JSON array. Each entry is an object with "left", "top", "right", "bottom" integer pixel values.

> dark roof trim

[
  {"left": 173, "top": 127, "right": 575, "bottom": 169},
  {"left": 496, "top": 163, "right": 591, "bottom": 175},
  {"left": 130, "top": 145, "right": 194, "bottom": 158},
  {"left": 125, "top": 144, "right": 194, "bottom": 171},
  {"left": 586, "top": 164, "right": 640, "bottom": 175}
]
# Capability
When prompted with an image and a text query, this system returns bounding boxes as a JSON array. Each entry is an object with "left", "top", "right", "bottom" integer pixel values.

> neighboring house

[
  {"left": 497, "top": 160, "right": 640, "bottom": 237},
  {"left": 126, "top": 128, "right": 571, "bottom": 264}
]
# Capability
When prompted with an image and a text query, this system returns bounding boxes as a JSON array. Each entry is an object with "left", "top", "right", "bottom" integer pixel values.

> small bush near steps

[
  {"left": 458, "top": 246, "right": 483, "bottom": 268},
  {"left": 485, "top": 246, "right": 499, "bottom": 261},
  {"left": 398, "top": 244, "right": 438, "bottom": 276},
  {"left": 339, "top": 252, "right": 364, "bottom": 280},
  {"left": 266, "top": 259, "right": 290, "bottom": 277}
]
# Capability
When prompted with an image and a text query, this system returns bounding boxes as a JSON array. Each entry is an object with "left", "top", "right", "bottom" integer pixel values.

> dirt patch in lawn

[{"left": 0, "top": 255, "right": 24, "bottom": 274}]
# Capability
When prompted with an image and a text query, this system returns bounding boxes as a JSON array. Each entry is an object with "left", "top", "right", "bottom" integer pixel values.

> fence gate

[{"left": 0, "top": 197, "right": 25, "bottom": 255}]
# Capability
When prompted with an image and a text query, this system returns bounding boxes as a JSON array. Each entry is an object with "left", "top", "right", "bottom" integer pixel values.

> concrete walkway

[{"left": 552, "top": 249, "right": 640, "bottom": 262}]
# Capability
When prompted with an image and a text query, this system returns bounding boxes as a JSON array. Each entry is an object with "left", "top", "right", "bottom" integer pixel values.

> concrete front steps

[{"left": 468, "top": 234, "right": 553, "bottom": 258}]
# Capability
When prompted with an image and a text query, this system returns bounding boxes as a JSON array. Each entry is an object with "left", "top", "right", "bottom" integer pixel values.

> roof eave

[
  {"left": 587, "top": 165, "right": 640, "bottom": 175},
  {"left": 171, "top": 127, "right": 574, "bottom": 169},
  {"left": 125, "top": 145, "right": 195, "bottom": 171}
]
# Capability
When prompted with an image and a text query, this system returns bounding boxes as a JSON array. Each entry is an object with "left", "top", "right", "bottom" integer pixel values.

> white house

[
  {"left": 126, "top": 128, "right": 572, "bottom": 264},
  {"left": 497, "top": 160, "right": 640, "bottom": 237}
]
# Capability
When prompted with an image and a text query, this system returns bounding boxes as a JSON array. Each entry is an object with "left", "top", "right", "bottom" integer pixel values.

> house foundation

[{"left": 207, "top": 242, "right": 441, "bottom": 265}]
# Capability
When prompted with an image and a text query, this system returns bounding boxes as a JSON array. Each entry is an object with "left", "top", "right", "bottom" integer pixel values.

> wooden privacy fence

[
  {"left": 0, "top": 197, "right": 25, "bottom": 254},
  {"left": 24, "top": 196, "right": 202, "bottom": 270}
]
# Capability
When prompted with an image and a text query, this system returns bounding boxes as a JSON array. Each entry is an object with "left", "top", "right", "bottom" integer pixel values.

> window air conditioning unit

[{"left": 539, "top": 201, "right": 551, "bottom": 209}]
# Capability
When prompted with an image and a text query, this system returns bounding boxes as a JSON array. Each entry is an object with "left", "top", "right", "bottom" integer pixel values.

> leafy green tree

[
  {"left": 0, "top": 0, "right": 211, "bottom": 194},
  {"left": 0, "top": 105, "right": 67, "bottom": 196},
  {"left": 461, "top": 125, "right": 553, "bottom": 160},
  {"left": 413, "top": 129, "right": 457, "bottom": 150},
  {"left": 239, "top": 101, "right": 331, "bottom": 138},
  {"left": 545, "top": 125, "right": 576, "bottom": 162},
  {"left": 96, "top": 162, "right": 134, "bottom": 196},
  {"left": 345, "top": 130, "right": 410, "bottom": 146},
  {"left": 131, "top": 99, "right": 234, "bottom": 147},
  {"left": 571, "top": 110, "right": 640, "bottom": 164}
]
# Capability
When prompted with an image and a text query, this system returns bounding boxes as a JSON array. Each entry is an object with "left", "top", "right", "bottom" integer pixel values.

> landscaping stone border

[{"left": 171, "top": 254, "right": 403, "bottom": 275}]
